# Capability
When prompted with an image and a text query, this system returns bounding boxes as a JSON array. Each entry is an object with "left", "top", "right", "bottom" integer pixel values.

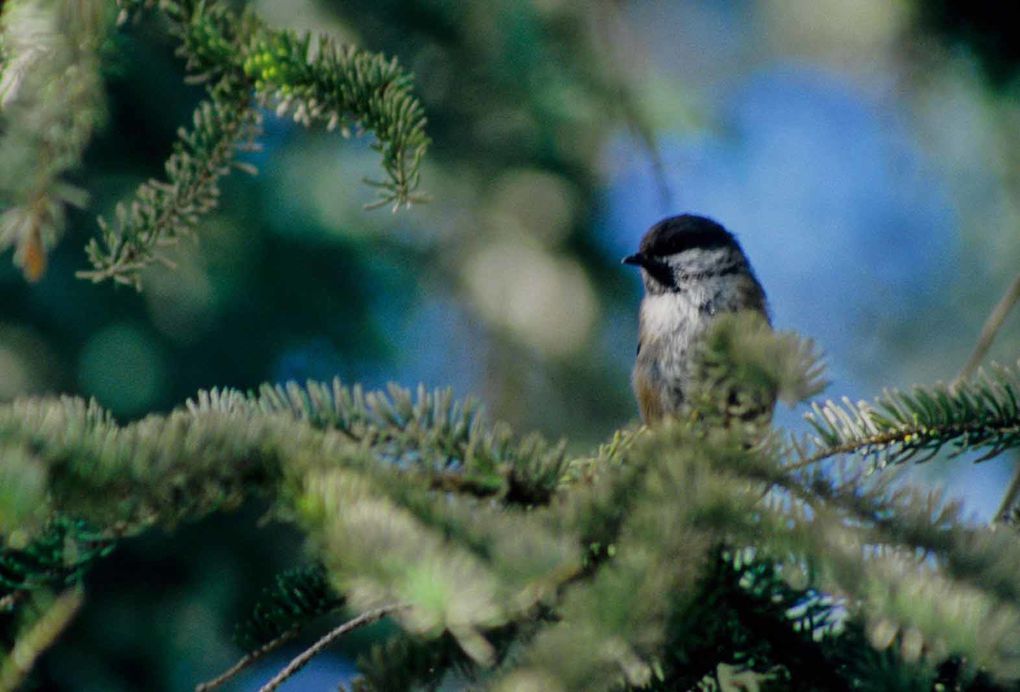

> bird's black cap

[
  {"left": 637, "top": 214, "right": 735, "bottom": 257},
  {"left": 622, "top": 214, "right": 736, "bottom": 267}
]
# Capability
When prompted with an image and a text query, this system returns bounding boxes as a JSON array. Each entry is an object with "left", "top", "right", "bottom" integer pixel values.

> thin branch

[
  {"left": 953, "top": 273, "right": 1020, "bottom": 525},
  {"left": 0, "top": 589, "right": 82, "bottom": 692},
  {"left": 195, "top": 627, "right": 301, "bottom": 692},
  {"left": 954, "top": 273, "right": 1020, "bottom": 389},
  {"left": 993, "top": 468, "right": 1020, "bottom": 526},
  {"left": 783, "top": 427, "right": 962, "bottom": 474},
  {"left": 258, "top": 604, "right": 407, "bottom": 692},
  {"left": 596, "top": 0, "right": 673, "bottom": 212}
]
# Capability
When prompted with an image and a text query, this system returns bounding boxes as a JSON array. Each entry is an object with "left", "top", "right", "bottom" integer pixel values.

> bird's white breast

[{"left": 640, "top": 290, "right": 702, "bottom": 345}]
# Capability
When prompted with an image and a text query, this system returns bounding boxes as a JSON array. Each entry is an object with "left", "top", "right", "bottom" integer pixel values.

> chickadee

[{"left": 623, "top": 214, "right": 770, "bottom": 423}]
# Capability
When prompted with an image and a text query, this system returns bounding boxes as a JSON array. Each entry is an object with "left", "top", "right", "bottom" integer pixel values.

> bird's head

[{"left": 623, "top": 214, "right": 749, "bottom": 295}]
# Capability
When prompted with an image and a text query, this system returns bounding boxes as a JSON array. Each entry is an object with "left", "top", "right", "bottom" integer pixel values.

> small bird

[{"left": 623, "top": 214, "right": 770, "bottom": 423}]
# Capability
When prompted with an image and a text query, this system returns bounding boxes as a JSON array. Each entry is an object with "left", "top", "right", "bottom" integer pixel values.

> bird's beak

[{"left": 623, "top": 252, "right": 673, "bottom": 287}]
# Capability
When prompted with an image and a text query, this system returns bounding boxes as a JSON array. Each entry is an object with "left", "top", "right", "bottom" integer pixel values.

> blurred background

[{"left": 1, "top": 0, "right": 1017, "bottom": 688}]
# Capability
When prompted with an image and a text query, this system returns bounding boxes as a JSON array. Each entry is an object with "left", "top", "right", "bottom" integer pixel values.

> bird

[{"left": 623, "top": 214, "right": 770, "bottom": 423}]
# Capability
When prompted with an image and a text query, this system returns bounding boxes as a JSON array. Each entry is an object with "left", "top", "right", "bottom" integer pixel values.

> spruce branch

[
  {"left": 162, "top": 0, "right": 430, "bottom": 209},
  {"left": 188, "top": 379, "right": 568, "bottom": 505},
  {"left": 953, "top": 272, "right": 1020, "bottom": 522},
  {"left": 0, "top": 379, "right": 566, "bottom": 537},
  {"left": 296, "top": 467, "right": 546, "bottom": 666},
  {"left": 792, "top": 360, "right": 1020, "bottom": 472},
  {"left": 585, "top": 320, "right": 1020, "bottom": 686},
  {"left": 77, "top": 82, "right": 260, "bottom": 289},
  {"left": 1, "top": 517, "right": 114, "bottom": 603},
  {"left": 352, "top": 632, "right": 474, "bottom": 692},
  {"left": 737, "top": 451, "right": 1020, "bottom": 681},
  {"left": 196, "top": 565, "right": 346, "bottom": 690},
  {"left": 242, "top": 30, "right": 430, "bottom": 211},
  {"left": 81, "top": 0, "right": 430, "bottom": 288},
  {"left": 234, "top": 564, "right": 344, "bottom": 652},
  {"left": 0, "top": 394, "right": 311, "bottom": 535},
  {"left": 4, "top": 316, "right": 1019, "bottom": 687},
  {"left": 691, "top": 312, "right": 827, "bottom": 425},
  {"left": 0, "top": 0, "right": 109, "bottom": 280},
  {"left": 1, "top": 380, "right": 577, "bottom": 670}
]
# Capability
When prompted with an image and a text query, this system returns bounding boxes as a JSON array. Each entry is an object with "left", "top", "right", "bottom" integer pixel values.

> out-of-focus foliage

[
  {"left": 918, "top": 0, "right": 1020, "bottom": 87},
  {"left": 3, "top": 315, "right": 1020, "bottom": 689},
  {"left": 0, "top": 0, "right": 109, "bottom": 281},
  {"left": 0, "top": 0, "right": 1018, "bottom": 690},
  {"left": 0, "top": 0, "right": 430, "bottom": 288},
  {"left": 0, "top": 1, "right": 652, "bottom": 679},
  {"left": 233, "top": 564, "right": 342, "bottom": 652}
]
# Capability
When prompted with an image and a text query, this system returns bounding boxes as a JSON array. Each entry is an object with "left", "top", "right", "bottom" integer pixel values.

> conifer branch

[
  {"left": 78, "top": 83, "right": 260, "bottom": 289},
  {"left": 193, "top": 565, "right": 347, "bottom": 691},
  {"left": 79, "top": 0, "right": 430, "bottom": 287},
  {"left": 954, "top": 272, "right": 1020, "bottom": 522},
  {"left": 709, "top": 440, "right": 1020, "bottom": 682},
  {"left": 790, "top": 360, "right": 1020, "bottom": 472},
  {"left": 0, "top": 394, "right": 318, "bottom": 535},
  {"left": 2, "top": 317, "right": 1020, "bottom": 687},
  {"left": 1, "top": 518, "right": 114, "bottom": 602},
  {"left": 0, "top": 0, "right": 109, "bottom": 280},
  {"left": 233, "top": 565, "right": 344, "bottom": 651},
  {"left": 242, "top": 30, "right": 429, "bottom": 211},
  {"left": 187, "top": 380, "right": 568, "bottom": 505},
  {"left": 994, "top": 471, "right": 1020, "bottom": 526},
  {"left": 691, "top": 312, "right": 827, "bottom": 421},
  {"left": 257, "top": 604, "right": 406, "bottom": 692}
]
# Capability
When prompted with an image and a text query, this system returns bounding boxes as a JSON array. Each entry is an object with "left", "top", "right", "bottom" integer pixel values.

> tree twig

[
  {"left": 258, "top": 604, "right": 407, "bottom": 692},
  {"left": 0, "top": 589, "right": 82, "bottom": 692},
  {"left": 596, "top": 0, "right": 673, "bottom": 212},
  {"left": 195, "top": 627, "right": 301, "bottom": 692},
  {"left": 961, "top": 273, "right": 1020, "bottom": 525},
  {"left": 782, "top": 430, "right": 915, "bottom": 474},
  {"left": 954, "top": 273, "right": 1020, "bottom": 389},
  {"left": 993, "top": 467, "right": 1020, "bottom": 526}
]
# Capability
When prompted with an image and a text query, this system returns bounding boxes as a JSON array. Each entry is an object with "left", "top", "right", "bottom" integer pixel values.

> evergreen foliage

[
  {"left": 78, "top": 79, "right": 261, "bottom": 288},
  {"left": 2, "top": 313, "right": 1020, "bottom": 689},
  {"left": 799, "top": 362, "right": 1020, "bottom": 469},
  {"left": 0, "top": 0, "right": 109, "bottom": 281},
  {"left": 1, "top": 2, "right": 1019, "bottom": 690},
  {"left": 234, "top": 564, "right": 342, "bottom": 652},
  {"left": 1, "top": 0, "right": 429, "bottom": 287},
  {"left": 0, "top": 518, "right": 112, "bottom": 604}
]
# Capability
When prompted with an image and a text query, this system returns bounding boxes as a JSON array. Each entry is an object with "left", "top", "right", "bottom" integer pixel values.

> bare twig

[
  {"left": 961, "top": 274, "right": 1020, "bottom": 525},
  {"left": 954, "top": 273, "right": 1020, "bottom": 389},
  {"left": 0, "top": 589, "right": 82, "bottom": 692},
  {"left": 195, "top": 627, "right": 301, "bottom": 692},
  {"left": 993, "top": 468, "right": 1020, "bottom": 526},
  {"left": 595, "top": 0, "right": 673, "bottom": 212},
  {"left": 258, "top": 604, "right": 407, "bottom": 692}
]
